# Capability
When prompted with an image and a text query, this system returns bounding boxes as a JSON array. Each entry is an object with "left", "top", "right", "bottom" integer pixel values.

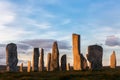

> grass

[{"left": 0, "top": 67, "right": 120, "bottom": 80}]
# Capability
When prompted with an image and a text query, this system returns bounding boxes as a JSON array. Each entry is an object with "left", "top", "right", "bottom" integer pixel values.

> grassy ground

[{"left": 0, "top": 67, "right": 120, "bottom": 80}]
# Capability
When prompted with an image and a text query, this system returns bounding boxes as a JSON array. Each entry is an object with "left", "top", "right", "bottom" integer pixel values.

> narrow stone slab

[
  {"left": 20, "top": 63, "right": 23, "bottom": 72},
  {"left": 27, "top": 61, "right": 31, "bottom": 72},
  {"left": 32, "top": 48, "right": 39, "bottom": 71},
  {"left": 47, "top": 53, "right": 51, "bottom": 71},
  {"left": 61, "top": 54, "right": 67, "bottom": 71},
  {"left": 72, "top": 34, "right": 82, "bottom": 70},
  {"left": 110, "top": 51, "right": 116, "bottom": 68},
  {"left": 50, "top": 41, "right": 59, "bottom": 71},
  {"left": 39, "top": 48, "right": 44, "bottom": 71}
]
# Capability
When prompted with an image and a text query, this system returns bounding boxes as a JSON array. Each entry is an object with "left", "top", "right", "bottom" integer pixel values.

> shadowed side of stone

[
  {"left": 32, "top": 48, "right": 39, "bottom": 72},
  {"left": 50, "top": 41, "right": 59, "bottom": 71},
  {"left": 110, "top": 51, "right": 116, "bottom": 68},
  {"left": 61, "top": 54, "right": 67, "bottom": 71},
  {"left": 87, "top": 45, "right": 103, "bottom": 70},
  {"left": 6, "top": 43, "right": 18, "bottom": 72}
]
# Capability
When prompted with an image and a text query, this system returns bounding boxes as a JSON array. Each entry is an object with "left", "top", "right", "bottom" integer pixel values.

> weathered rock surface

[
  {"left": 61, "top": 54, "right": 67, "bottom": 71},
  {"left": 39, "top": 48, "right": 44, "bottom": 71},
  {"left": 80, "top": 54, "right": 88, "bottom": 70},
  {"left": 20, "top": 63, "right": 23, "bottom": 72},
  {"left": 72, "top": 34, "right": 82, "bottom": 70},
  {"left": 50, "top": 41, "right": 59, "bottom": 71},
  {"left": 27, "top": 61, "right": 31, "bottom": 72},
  {"left": 47, "top": 53, "right": 51, "bottom": 71},
  {"left": 110, "top": 51, "right": 116, "bottom": 68},
  {"left": 67, "top": 63, "right": 70, "bottom": 71},
  {"left": 32, "top": 48, "right": 39, "bottom": 71},
  {"left": 6, "top": 43, "right": 18, "bottom": 72},
  {"left": 86, "top": 45, "right": 103, "bottom": 70}
]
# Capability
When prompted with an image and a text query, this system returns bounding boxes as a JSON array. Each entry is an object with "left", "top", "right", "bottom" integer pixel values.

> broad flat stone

[
  {"left": 6, "top": 43, "right": 18, "bottom": 72},
  {"left": 86, "top": 45, "right": 103, "bottom": 70}
]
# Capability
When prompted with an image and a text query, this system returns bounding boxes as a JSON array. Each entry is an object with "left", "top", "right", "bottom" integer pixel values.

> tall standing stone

[
  {"left": 27, "top": 61, "right": 31, "bottom": 72},
  {"left": 50, "top": 41, "right": 59, "bottom": 71},
  {"left": 47, "top": 53, "right": 51, "bottom": 71},
  {"left": 6, "top": 43, "right": 18, "bottom": 72},
  {"left": 20, "top": 63, "right": 23, "bottom": 72},
  {"left": 32, "top": 48, "right": 39, "bottom": 71},
  {"left": 61, "top": 54, "right": 67, "bottom": 71},
  {"left": 39, "top": 48, "right": 44, "bottom": 71},
  {"left": 110, "top": 51, "right": 116, "bottom": 68},
  {"left": 86, "top": 45, "right": 103, "bottom": 70},
  {"left": 72, "top": 34, "right": 82, "bottom": 70}
]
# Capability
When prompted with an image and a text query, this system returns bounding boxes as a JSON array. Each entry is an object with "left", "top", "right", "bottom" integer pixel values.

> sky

[{"left": 0, "top": 0, "right": 120, "bottom": 66}]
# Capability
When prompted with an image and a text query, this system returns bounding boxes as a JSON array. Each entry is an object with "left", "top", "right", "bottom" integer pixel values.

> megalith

[
  {"left": 72, "top": 34, "right": 82, "bottom": 70},
  {"left": 47, "top": 53, "right": 51, "bottom": 71},
  {"left": 67, "top": 63, "right": 70, "bottom": 71},
  {"left": 32, "top": 48, "right": 39, "bottom": 71},
  {"left": 20, "top": 63, "right": 23, "bottom": 72},
  {"left": 39, "top": 48, "right": 44, "bottom": 71},
  {"left": 50, "top": 41, "right": 59, "bottom": 71},
  {"left": 86, "top": 45, "right": 103, "bottom": 70},
  {"left": 27, "top": 61, "right": 31, "bottom": 72},
  {"left": 6, "top": 43, "right": 18, "bottom": 72},
  {"left": 61, "top": 54, "right": 67, "bottom": 71},
  {"left": 110, "top": 51, "right": 116, "bottom": 68}
]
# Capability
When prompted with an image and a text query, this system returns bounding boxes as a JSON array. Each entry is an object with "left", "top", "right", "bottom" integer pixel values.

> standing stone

[
  {"left": 81, "top": 54, "right": 88, "bottom": 70},
  {"left": 47, "top": 53, "right": 51, "bottom": 71},
  {"left": 39, "top": 48, "right": 44, "bottom": 71},
  {"left": 86, "top": 45, "right": 103, "bottom": 70},
  {"left": 27, "top": 61, "right": 31, "bottom": 72},
  {"left": 20, "top": 63, "right": 23, "bottom": 72},
  {"left": 72, "top": 34, "right": 82, "bottom": 70},
  {"left": 110, "top": 51, "right": 116, "bottom": 68},
  {"left": 50, "top": 41, "right": 59, "bottom": 71},
  {"left": 67, "top": 63, "right": 70, "bottom": 71},
  {"left": 61, "top": 54, "right": 67, "bottom": 71},
  {"left": 32, "top": 48, "right": 39, "bottom": 71},
  {"left": 6, "top": 43, "right": 18, "bottom": 72}
]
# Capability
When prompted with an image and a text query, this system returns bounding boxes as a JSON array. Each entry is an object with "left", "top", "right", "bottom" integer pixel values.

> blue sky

[{"left": 0, "top": 0, "right": 120, "bottom": 66}]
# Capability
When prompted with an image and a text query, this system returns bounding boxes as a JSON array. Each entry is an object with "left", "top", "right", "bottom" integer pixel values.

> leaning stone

[
  {"left": 80, "top": 54, "right": 88, "bottom": 70},
  {"left": 110, "top": 51, "right": 116, "bottom": 68},
  {"left": 50, "top": 41, "right": 59, "bottom": 71},
  {"left": 86, "top": 45, "right": 103, "bottom": 70},
  {"left": 32, "top": 48, "right": 39, "bottom": 71},
  {"left": 61, "top": 54, "right": 67, "bottom": 71},
  {"left": 39, "top": 48, "right": 44, "bottom": 71},
  {"left": 20, "top": 63, "right": 23, "bottom": 72},
  {"left": 46, "top": 53, "right": 51, "bottom": 71},
  {"left": 6, "top": 43, "right": 18, "bottom": 72}
]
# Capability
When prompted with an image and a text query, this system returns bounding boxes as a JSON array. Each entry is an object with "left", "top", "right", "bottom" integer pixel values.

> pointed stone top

[{"left": 112, "top": 51, "right": 116, "bottom": 55}]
